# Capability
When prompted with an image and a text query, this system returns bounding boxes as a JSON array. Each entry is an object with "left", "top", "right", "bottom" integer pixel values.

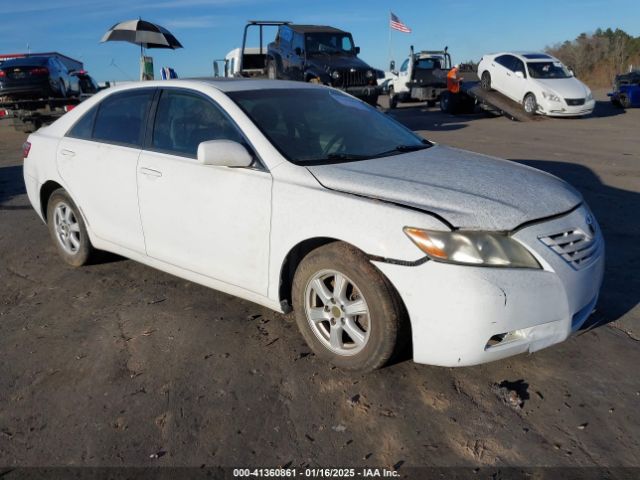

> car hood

[
  {"left": 533, "top": 77, "right": 589, "bottom": 98},
  {"left": 306, "top": 146, "right": 582, "bottom": 231},
  {"left": 306, "top": 54, "right": 371, "bottom": 72}
]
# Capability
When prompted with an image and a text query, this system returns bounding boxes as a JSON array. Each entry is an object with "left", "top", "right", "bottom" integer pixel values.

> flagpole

[{"left": 388, "top": 12, "right": 392, "bottom": 69}]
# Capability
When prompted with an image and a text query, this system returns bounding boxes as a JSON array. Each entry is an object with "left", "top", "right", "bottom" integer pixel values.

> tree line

[{"left": 546, "top": 28, "right": 640, "bottom": 87}]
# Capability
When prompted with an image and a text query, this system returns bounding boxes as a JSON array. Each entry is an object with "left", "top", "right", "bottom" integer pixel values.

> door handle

[
  {"left": 139, "top": 167, "right": 162, "bottom": 177},
  {"left": 60, "top": 149, "right": 75, "bottom": 157}
]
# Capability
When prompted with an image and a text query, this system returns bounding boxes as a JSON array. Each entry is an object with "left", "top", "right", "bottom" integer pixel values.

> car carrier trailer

[
  {"left": 439, "top": 64, "right": 545, "bottom": 122},
  {"left": 0, "top": 96, "right": 84, "bottom": 132}
]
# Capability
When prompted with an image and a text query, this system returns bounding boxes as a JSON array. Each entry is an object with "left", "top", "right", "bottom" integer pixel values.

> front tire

[
  {"left": 47, "top": 189, "right": 94, "bottom": 267},
  {"left": 292, "top": 242, "right": 405, "bottom": 371},
  {"left": 267, "top": 61, "right": 277, "bottom": 80},
  {"left": 523, "top": 93, "right": 537, "bottom": 115},
  {"left": 388, "top": 87, "right": 398, "bottom": 109}
]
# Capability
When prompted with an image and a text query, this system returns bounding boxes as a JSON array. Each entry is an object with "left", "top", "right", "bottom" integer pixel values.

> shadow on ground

[
  {"left": 0, "top": 165, "right": 26, "bottom": 207},
  {"left": 514, "top": 159, "right": 640, "bottom": 328}
]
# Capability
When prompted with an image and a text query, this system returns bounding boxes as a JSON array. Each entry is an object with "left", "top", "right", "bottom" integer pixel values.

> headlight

[
  {"left": 541, "top": 91, "right": 561, "bottom": 102},
  {"left": 365, "top": 70, "right": 374, "bottom": 78},
  {"left": 403, "top": 228, "right": 541, "bottom": 269},
  {"left": 331, "top": 70, "right": 341, "bottom": 80},
  {"left": 586, "top": 91, "right": 593, "bottom": 101}
]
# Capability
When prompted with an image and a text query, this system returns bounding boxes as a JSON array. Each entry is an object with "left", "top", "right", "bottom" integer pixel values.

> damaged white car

[{"left": 23, "top": 79, "right": 604, "bottom": 371}]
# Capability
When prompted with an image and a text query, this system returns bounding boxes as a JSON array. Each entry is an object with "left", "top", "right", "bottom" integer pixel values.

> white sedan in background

[
  {"left": 23, "top": 79, "right": 604, "bottom": 371},
  {"left": 478, "top": 52, "right": 595, "bottom": 116}
]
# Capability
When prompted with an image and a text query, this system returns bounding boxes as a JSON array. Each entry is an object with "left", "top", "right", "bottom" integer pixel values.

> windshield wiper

[
  {"left": 325, "top": 153, "right": 370, "bottom": 161},
  {"left": 371, "top": 143, "right": 431, "bottom": 157}
]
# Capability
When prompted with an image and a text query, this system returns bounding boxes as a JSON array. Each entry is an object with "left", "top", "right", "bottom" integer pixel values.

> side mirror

[
  {"left": 515, "top": 70, "right": 524, "bottom": 79},
  {"left": 569, "top": 69, "right": 575, "bottom": 77},
  {"left": 294, "top": 47, "right": 302, "bottom": 56},
  {"left": 389, "top": 60, "right": 396, "bottom": 71},
  {"left": 354, "top": 46, "right": 361, "bottom": 55},
  {"left": 197, "top": 140, "right": 253, "bottom": 167},
  {"left": 213, "top": 62, "right": 220, "bottom": 77}
]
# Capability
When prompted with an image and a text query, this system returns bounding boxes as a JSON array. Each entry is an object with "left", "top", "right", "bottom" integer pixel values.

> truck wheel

[
  {"left": 267, "top": 61, "right": 277, "bottom": 80},
  {"left": 481, "top": 71, "right": 492, "bottom": 91},
  {"left": 388, "top": 88, "right": 398, "bottom": 109},
  {"left": 363, "top": 94, "right": 379, "bottom": 107},
  {"left": 523, "top": 93, "right": 537, "bottom": 115},
  {"left": 292, "top": 242, "right": 406, "bottom": 371}
]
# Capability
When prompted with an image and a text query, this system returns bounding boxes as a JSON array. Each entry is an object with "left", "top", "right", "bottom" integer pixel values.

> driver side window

[{"left": 151, "top": 90, "right": 245, "bottom": 158}]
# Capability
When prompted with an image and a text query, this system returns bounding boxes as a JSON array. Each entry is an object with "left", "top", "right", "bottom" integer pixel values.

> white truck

[{"left": 387, "top": 46, "right": 452, "bottom": 108}]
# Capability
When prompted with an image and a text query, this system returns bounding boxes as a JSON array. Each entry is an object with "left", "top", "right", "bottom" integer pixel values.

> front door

[{"left": 136, "top": 88, "right": 272, "bottom": 295}]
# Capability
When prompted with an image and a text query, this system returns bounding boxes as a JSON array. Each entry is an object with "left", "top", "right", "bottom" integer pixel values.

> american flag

[{"left": 390, "top": 12, "right": 411, "bottom": 33}]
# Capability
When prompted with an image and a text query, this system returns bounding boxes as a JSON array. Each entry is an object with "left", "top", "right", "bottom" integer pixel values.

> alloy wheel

[
  {"left": 304, "top": 269, "right": 370, "bottom": 356},
  {"left": 53, "top": 201, "right": 81, "bottom": 254}
]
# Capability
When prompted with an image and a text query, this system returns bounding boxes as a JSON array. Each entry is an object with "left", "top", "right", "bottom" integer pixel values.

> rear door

[
  {"left": 491, "top": 54, "right": 512, "bottom": 93},
  {"left": 56, "top": 88, "right": 155, "bottom": 254}
]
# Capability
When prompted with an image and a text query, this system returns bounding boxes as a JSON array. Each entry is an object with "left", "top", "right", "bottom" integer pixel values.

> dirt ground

[{"left": 0, "top": 92, "right": 638, "bottom": 473}]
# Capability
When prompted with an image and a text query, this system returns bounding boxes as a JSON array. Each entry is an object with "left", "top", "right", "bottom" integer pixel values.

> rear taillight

[
  {"left": 0, "top": 70, "right": 6, "bottom": 78},
  {"left": 22, "top": 141, "right": 31, "bottom": 159},
  {"left": 63, "top": 105, "right": 76, "bottom": 112},
  {"left": 30, "top": 67, "right": 49, "bottom": 76},
  {"left": 0, "top": 109, "right": 9, "bottom": 118}
]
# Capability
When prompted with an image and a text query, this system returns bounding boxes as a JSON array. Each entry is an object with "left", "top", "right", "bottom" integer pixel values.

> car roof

[
  {"left": 490, "top": 52, "right": 557, "bottom": 61},
  {"left": 103, "top": 78, "right": 324, "bottom": 94},
  {"left": 288, "top": 24, "right": 346, "bottom": 34}
]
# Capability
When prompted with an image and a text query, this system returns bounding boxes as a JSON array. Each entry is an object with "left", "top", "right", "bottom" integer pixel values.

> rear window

[{"left": 92, "top": 89, "right": 154, "bottom": 147}]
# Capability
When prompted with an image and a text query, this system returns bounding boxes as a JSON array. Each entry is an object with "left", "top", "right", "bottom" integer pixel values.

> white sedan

[
  {"left": 23, "top": 79, "right": 604, "bottom": 370},
  {"left": 478, "top": 52, "right": 595, "bottom": 116}
]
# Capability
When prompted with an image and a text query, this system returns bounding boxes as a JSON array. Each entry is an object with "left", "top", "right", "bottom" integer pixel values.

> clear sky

[{"left": 2, "top": 0, "right": 639, "bottom": 82}]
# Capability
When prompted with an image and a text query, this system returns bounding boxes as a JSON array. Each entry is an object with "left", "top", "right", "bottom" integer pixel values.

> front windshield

[
  {"left": 527, "top": 61, "right": 572, "bottom": 79},
  {"left": 305, "top": 33, "right": 355, "bottom": 55},
  {"left": 228, "top": 89, "right": 431, "bottom": 165}
]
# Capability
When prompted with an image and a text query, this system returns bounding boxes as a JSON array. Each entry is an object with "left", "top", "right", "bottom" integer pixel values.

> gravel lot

[{"left": 0, "top": 92, "right": 638, "bottom": 471}]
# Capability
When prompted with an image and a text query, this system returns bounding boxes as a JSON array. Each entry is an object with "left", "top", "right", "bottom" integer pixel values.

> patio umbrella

[{"left": 101, "top": 19, "right": 183, "bottom": 51}]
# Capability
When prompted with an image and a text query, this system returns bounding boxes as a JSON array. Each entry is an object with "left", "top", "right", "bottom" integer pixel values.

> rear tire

[
  {"left": 481, "top": 71, "right": 492, "bottom": 91},
  {"left": 523, "top": 93, "right": 538, "bottom": 115},
  {"left": 47, "top": 189, "right": 94, "bottom": 267},
  {"left": 292, "top": 242, "right": 406, "bottom": 371},
  {"left": 58, "top": 80, "right": 67, "bottom": 98}
]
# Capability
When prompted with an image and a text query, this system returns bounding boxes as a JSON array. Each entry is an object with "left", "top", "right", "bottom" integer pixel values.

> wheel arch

[
  {"left": 278, "top": 237, "right": 339, "bottom": 310},
  {"left": 39, "top": 180, "right": 64, "bottom": 220}
]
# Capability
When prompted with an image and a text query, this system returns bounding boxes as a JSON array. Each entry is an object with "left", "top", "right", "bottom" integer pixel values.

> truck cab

[{"left": 389, "top": 46, "right": 452, "bottom": 108}]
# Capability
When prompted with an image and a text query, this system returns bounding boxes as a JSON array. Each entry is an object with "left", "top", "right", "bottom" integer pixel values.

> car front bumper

[
  {"left": 342, "top": 85, "right": 379, "bottom": 99},
  {"left": 539, "top": 98, "right": 596, "bottom": 117},
  {"left": 373, "top": 205, "right": 605, "bottom": 367}
]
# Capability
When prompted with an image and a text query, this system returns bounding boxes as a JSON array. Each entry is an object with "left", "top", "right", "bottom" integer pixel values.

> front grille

[
  {"left": 333, "top": 69, "right": 367, "bottom": 88},
  {"left": 539, "top": 228, "right": 600, "bottom": 270},
  {"left": 565, "top": 98, "right": 585, "bottom": 106}
]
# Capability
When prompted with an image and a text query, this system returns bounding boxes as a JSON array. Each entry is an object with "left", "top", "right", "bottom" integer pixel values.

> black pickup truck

[{"left": 246, "top": 23, "right": 379, "bottom": 105}]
